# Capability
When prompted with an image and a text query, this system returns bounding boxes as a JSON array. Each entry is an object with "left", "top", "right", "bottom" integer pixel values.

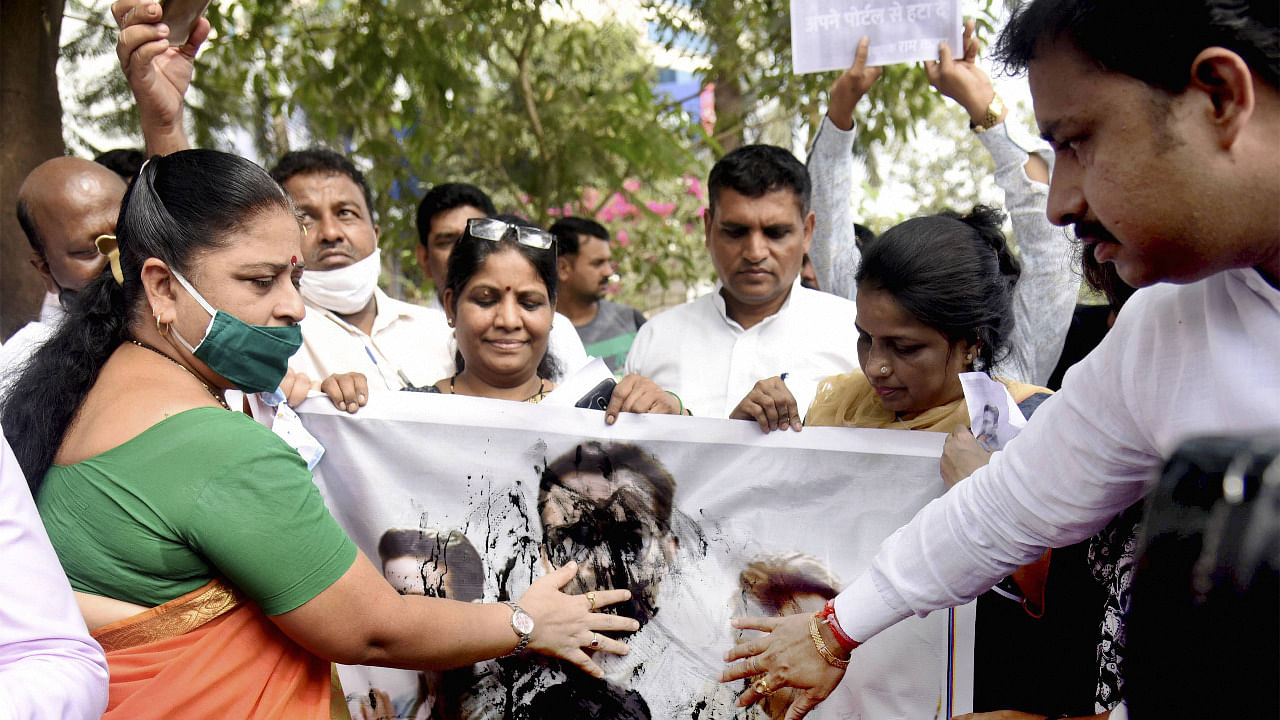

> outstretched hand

[
  {"left": 112, "top": 0, "right": 205, "bottom": 153},
  {"left": 924, "top": 19, "right": 1004, "bottom": 126},
  {"left": 517, "top": 562, "right": 641, "bottom": 678},
  {"left": 720, "top": 613, "right": 849, "bottom": 720},
  {"left": 826, "top": 36, "right": 884, "bottom": 131}
]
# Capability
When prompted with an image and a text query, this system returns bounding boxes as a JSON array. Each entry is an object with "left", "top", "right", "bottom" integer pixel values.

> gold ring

[
  {"left": 587, "top": 592, "right": 596, "bottom": 611},
  {"left": 590, "top": 633, "right": 601, "bottom": 649},
  {"left": 753, "top": 678, "right": 777, "bottom": 696}
]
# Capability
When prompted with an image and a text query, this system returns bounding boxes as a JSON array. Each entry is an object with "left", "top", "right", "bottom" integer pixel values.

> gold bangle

[{"left": 809, "top": 614, "right": 850, "bottom": 669}]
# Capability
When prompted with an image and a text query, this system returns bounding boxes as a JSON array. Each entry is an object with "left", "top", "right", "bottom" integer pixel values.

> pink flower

[
  {"left": 696, "top": 205, "right": 709, "bottom": 218},
  {"left": 683, "top": 223, "right": 695, "bottom": 234},
  {"left": 562, "top": 202, "right": 575, "bottom": 216},
  {"left": 582, "top": 187, "right": 601, "bottom": 208},
  {"left": 520, "top": 194, "right": 531, "bottom": 204},
  {"left": 645, "top": 201, "right": 677, "bottom": 219},
  {"left": 605, "top": 193, "right": 639, "bottom": 220},
  {"left": 547, "top": 207, "right": 561, "bottom": 216},
  {"left": 616, "top": 230, "right": 630, "bottom": 247},
  {"left": 622, "top": 179, "right": 641, "bottom": 193},
  {"left": 685, "top": 175, "right": 705, "bottom": 201}
]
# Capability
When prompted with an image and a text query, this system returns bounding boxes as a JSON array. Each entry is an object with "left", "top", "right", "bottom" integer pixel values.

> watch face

[{"left": 513, "top": 610, "right": 535, "bottom": 635}]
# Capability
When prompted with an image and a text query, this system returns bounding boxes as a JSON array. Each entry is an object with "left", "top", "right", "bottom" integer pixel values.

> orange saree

[{"left": 92, "top": 579, "right": 346, "bottom": 720}]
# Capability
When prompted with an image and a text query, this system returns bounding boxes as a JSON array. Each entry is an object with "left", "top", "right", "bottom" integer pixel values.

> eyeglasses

[{"left": 466, "top": 217, "right": 555, "bottom": 250}]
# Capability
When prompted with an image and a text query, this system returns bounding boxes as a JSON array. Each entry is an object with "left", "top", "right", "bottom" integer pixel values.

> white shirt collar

[{"left": 710, "top": 275, "right": 804, "bottom": 331}]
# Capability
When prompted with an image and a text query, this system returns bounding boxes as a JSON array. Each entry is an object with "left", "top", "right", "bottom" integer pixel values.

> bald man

[{"left": 1, "top": 158, "right": 127, "bottom": 390}]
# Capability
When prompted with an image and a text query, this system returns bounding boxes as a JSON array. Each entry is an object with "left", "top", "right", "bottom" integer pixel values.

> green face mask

[{"left": 170, "top": 269, "right": 303, "bottom": 394}]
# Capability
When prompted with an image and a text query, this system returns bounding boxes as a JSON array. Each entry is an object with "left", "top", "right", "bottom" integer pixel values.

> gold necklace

[
  {"left": 449, "top": 374, "right": 547, "bottom": 403},
  {"left": 130, "top": 340, "right": 232, "bottom": 411}
]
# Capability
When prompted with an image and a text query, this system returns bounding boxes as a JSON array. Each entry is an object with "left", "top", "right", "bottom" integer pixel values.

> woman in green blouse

[{"left": 1, "top": 150, "right": 635, "bottom": 719}]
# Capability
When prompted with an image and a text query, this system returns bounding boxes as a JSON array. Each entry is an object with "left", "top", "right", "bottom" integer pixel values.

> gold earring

[{"left": 156, "top": 315, "right": 169, "bottom": 337}]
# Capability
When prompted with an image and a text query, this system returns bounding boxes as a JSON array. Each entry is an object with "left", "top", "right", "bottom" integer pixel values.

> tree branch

[{"left": 515, "top": 21, "right": 547, "bottom": 165}]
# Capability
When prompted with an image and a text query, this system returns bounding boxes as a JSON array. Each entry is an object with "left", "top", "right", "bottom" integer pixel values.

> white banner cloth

[
  {"left": 790, "top": 0, "right": 963, "bottom": 73},
  {"left": 295, "top": 392, "right": 974, "bottom": 719}
]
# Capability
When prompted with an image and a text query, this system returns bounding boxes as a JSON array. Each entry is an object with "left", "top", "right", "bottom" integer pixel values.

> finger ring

[
  {"left": 590, "top": 633, "right": 601, "bottom": 649},
  {"left": 753, "top": 678, "right": 777, "bottom": 696},
  {"left": 587, "top": 592, "right": 596, "bottom": 611}
]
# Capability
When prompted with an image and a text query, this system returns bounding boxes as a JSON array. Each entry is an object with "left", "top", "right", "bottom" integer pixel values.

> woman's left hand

[
  {"left": 604, "top": 374, "right": 683, "bottom": 425},
  {"left": 721, "top": 614, "right": 848, "bottom": 719}
]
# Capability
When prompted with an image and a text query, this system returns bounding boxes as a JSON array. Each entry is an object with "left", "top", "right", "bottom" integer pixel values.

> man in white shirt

[
  {"left": 722, "top": 3, "right": 1280, "bottom": 719},
  {"left": 272, "top": 149, "right": 455, "bottom": 391},
  {"left": 415, "top": 183, "right": 589, "bottom": 379},
  {"left": 625, "top": 145, "right": 860, "bottom": 418},
  {"left": 1, "top": 158, "right": 126, "bottom": 389}
]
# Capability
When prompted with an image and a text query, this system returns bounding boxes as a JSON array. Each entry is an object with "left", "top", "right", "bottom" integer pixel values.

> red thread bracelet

[{"left": 818, "top": 600, "right": 859, "bottom": 651}]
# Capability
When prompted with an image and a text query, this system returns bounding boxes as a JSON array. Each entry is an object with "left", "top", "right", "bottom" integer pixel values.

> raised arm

[
  {"left": 111, "top": 0, "right": 203, "bottom": 155},
  {"left": 806, "top": 36, "right": 882, "bottom": 300},
  {"left": 926, "top": 20, "right": 1077, "bottom": 385}
]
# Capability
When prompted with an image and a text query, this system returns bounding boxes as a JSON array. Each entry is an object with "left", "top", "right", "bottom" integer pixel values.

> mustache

[{"left": 1073, "top": 221, "right": 1119, "bottom": 245}]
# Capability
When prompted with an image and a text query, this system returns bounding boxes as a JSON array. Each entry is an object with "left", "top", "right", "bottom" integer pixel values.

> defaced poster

[{"left": 293, "top": 392, "right": 973, "bottom": 720}]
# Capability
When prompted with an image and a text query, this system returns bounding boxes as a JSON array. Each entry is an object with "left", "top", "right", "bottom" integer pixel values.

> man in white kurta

[
  {"left": 725, "top": 3, "right": 1280, "bottom": 718},
  {"left": 625, "top": 145, "right": 860, "bottom": 418}
]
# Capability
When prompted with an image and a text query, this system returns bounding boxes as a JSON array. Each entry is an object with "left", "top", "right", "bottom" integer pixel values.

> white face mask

[{"left": 298, "top": 248, "right": 381, "bottom": 314}]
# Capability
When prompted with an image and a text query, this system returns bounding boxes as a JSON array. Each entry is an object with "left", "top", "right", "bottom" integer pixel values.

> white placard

[
  {"left": 791, "top": 0, "right": 963, "bottom": 74},
  {"left": 290, "top": 393, "right": 975, "bottom": 720}
]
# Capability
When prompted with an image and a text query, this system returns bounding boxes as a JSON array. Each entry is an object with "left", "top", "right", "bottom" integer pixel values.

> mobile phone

[
  {"left": 574, "top": 379, "right": 617, "bottom": 412},
  {"left": 160, "top": 0, "right": 212, "bottom": 46}
]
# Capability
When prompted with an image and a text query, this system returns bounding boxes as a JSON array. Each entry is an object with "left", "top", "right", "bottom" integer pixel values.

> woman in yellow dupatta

[
  {"left": 731, "top": 206, "right": 1096, "bottom": 715},
  {"left": 803, "top": 206, "right": 1051, "bottom": 436},
  {"left": 2, "top": 150, "right": 640, "bottom": 720},
  {"left": 733, "top": 205, "right": 1050, "bottom": 435}
]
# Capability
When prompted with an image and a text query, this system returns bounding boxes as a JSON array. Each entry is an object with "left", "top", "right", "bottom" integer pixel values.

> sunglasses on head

[{"left": 466, "top": 217, "right": 555, "bottom": 250}]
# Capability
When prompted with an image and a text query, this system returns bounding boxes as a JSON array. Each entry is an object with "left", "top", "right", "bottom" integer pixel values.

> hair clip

[{"left": 95, "top": 234, "right": 124, "bottom": 286}]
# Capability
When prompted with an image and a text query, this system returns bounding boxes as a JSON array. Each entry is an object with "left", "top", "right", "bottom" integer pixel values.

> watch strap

[
  {"left": 970, "top": 93, "right": 1005, "bottom": 133},
  {"left": 501, "top": 601, "right": 532, "bottom": 657}
]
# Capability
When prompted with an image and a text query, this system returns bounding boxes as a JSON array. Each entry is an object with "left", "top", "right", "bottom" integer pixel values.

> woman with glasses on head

[
  {"left": 0, "top": 150, "right": 641, "bottom": 719},
  {"left": 416, "top": 216, "right": 687, "bottom": 422}
]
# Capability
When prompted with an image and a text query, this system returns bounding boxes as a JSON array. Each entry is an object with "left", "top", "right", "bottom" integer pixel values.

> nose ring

[{"left": 880, "top": 365, "right": 890, "bottom": 376}]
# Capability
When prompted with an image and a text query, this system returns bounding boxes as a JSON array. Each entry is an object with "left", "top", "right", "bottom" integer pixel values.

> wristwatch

[
  {"left": 970, "top": 93, "right": 1005, "bottom": 133},
  {"left": 502, "top": 601, "right": 534, "bottom": 656}
]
